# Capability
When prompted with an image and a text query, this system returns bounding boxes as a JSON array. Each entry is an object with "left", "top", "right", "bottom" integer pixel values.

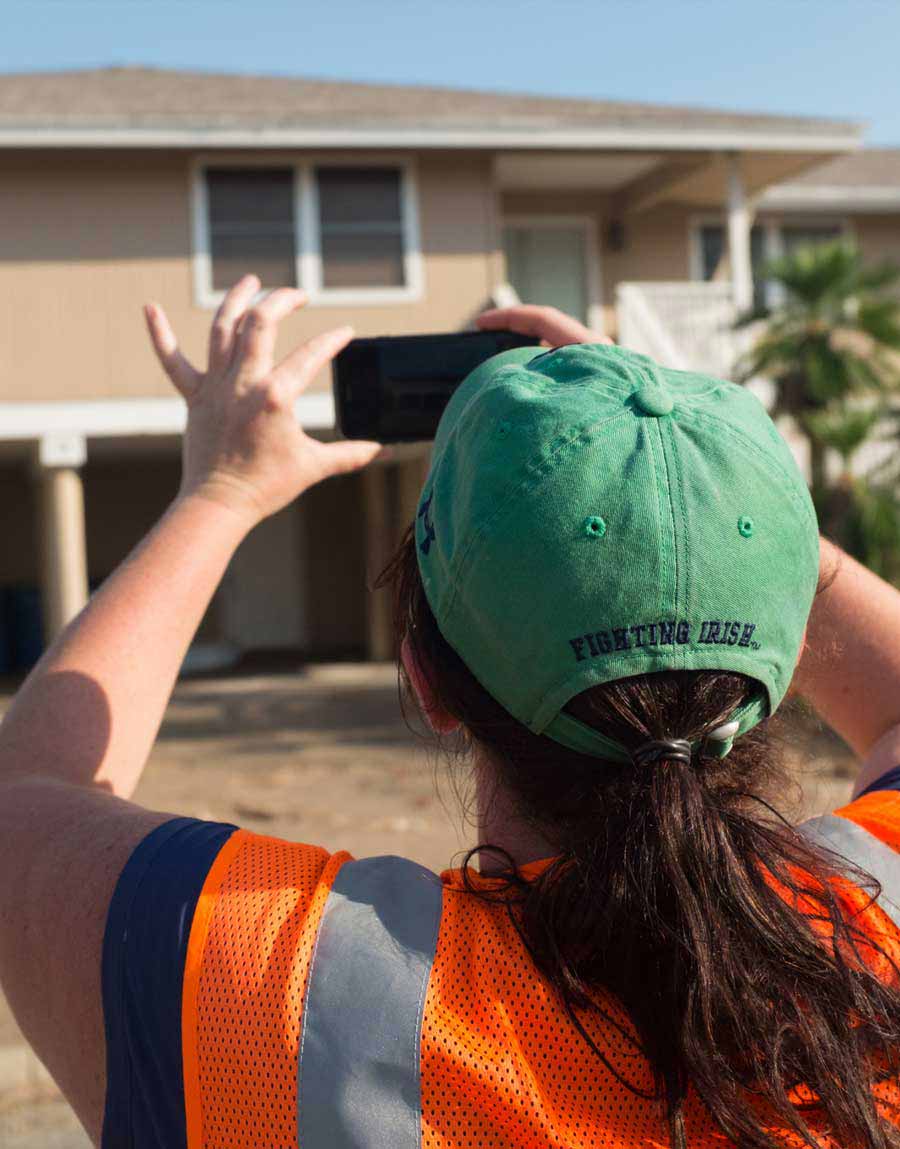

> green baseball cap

[{"left": 414, "top": 343, "right": 820, "bottom": 764}]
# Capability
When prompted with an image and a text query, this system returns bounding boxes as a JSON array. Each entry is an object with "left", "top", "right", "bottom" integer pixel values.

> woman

[{"left": 0, "top": 278, "right": 899, "bottom": 1149}]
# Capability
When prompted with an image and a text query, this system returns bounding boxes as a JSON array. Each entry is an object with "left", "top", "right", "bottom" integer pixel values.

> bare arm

[
  {"left": 0, "top": 276, "right": 382, "bottom": 1142},
  {"left": 791, "top": 536, "right": 900, "bottom": 797}
]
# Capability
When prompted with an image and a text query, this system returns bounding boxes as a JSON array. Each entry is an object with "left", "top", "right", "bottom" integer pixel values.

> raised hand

[{"left": 144, "top": 274, "right": 384, "bottom": 524}]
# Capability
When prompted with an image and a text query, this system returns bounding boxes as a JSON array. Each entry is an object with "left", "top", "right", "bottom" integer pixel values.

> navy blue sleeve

[
  {"left": 100, "top": 817, "right": 238, "bottom": 1149},
  {"left": 856, "top": 765, "right": 900, "bottom": 800}
]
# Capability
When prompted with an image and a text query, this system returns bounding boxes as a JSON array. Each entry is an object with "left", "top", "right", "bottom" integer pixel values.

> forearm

[
  {"left": 792, "top": 536, "right": 900, "bottom": 769},
  {"left": 0, "top": 491, "right": 252, "bottom": 799}
]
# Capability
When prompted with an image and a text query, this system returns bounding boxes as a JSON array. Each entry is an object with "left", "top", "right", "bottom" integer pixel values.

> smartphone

[{"left": 332, "top": 330, "right": 541, "bottom": 443}]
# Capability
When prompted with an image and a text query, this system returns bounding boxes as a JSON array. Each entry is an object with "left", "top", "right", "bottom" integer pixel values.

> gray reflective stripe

[
  {"left": 297, "top": 855, "right": 444, "bottom": 1149},
  {"left": 799, "top": 814, "right": 900, "bottom": 929}
]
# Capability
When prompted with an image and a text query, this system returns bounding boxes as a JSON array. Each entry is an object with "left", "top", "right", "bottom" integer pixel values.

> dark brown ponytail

[{"left": 380, "top": 525, "right": 900, "bottom": 1149}]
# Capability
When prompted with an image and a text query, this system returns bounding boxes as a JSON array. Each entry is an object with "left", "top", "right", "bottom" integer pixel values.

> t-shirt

[{"left": 100, "top": 777, "right": 900, "bottom": 1149}]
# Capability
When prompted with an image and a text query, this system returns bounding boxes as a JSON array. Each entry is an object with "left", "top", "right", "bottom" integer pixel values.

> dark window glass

[
  {"left": 317, "top": 168, "right": 405, "bottom": 289},
  {"left": 699, "top": 225, "right": 726, "bottom": 282},
  {"left": 206, "top": 168, "right": 296, "bottom": 291},
  {"left": 699, "top": 223, "right": 767, "bottom": 309}
]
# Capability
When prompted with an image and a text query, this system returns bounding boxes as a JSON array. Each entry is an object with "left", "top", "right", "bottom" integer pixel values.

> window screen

[
  {"left": 317, "top": 167, "right": 405, "bottom": 289},
  {"left": 206, "top": 168, "right": 297, "bottom": 291}
]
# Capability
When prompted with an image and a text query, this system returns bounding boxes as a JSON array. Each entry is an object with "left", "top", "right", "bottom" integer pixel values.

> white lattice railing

[{"left": 616, "top": 281, "right": 748, "bottom": 380}]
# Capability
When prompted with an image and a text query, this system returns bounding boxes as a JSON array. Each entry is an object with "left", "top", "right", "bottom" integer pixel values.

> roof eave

[
  {"left": 0, "top": 124, "right": 864, "bottom": 153},
  {"left": 760, "top": 184, "right": 900, "bottom": 213}
]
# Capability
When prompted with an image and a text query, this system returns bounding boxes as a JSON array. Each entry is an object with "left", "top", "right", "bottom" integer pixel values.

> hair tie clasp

[{"left": 631, "top": 738, "right": 693, "bottom": 768}]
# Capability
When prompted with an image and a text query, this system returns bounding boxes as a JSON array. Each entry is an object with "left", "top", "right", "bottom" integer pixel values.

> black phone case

[{"left": 332, "top": 330, "right": 540, "bottom": 443}]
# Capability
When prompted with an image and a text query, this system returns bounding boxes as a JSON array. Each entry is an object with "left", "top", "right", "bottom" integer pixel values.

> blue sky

[{"left": 2, "top": 0, "right": 899, "bottom": 145}]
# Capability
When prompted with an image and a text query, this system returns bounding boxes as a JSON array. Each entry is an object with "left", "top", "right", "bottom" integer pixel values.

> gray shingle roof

[
  {"left": 776, "top": 148, "right": 900, "bottom": 187},
  {"left": 0, "top": 66, "right": 861, "bottom": 141}
]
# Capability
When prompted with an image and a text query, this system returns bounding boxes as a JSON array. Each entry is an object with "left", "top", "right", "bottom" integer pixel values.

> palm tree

[{"left": 735, "top": 242, "right": 900, "bottom": 571}]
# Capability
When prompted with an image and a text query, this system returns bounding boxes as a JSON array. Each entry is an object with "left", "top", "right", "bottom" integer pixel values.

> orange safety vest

[{"left": 173, "top": 789, "right": 900, "bottom": 1148}]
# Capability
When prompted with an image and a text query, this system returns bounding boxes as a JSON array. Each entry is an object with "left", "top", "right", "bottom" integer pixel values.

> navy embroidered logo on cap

[{"left": 417, "top": 490, "right": 436, "bottom": 556}]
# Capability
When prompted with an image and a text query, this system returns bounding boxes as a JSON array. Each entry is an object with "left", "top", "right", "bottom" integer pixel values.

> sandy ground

[{"left": 0, "top": 664, "right": 858, "bottom": 1147}]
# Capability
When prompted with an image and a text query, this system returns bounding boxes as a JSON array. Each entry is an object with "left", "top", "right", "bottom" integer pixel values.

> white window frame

[
  {"left": 501, "top": 213, "right": 605, "bottom": 334},
  {"left": 688, "top": 212, "right": 854, "bottom": 306},
  {"left": 191, "top": 153, "right": 424, "bottom": 309}
]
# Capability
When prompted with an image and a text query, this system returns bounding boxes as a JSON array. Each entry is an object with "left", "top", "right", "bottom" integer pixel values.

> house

[{"left": 0, "top": 68, "right": 894, "bottom": 671}]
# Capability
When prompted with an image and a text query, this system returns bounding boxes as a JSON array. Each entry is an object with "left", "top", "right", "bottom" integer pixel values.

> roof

[
  {"left": 776, "top": 149, "right": 900, "bottom": 187},
  {"left": 761, "top": 148, "right": 900, "bottom": 210},
  {"left": 0, "top": 67, "right": 862, "bottom": 152}
]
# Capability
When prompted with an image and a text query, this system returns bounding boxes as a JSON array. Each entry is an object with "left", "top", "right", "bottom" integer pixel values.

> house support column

[
  {"left": 31, "top": 434, "right": 89, "bottom": 644},
  {"left": 725, "top": 153, "right": 754, "bottom": 314}
]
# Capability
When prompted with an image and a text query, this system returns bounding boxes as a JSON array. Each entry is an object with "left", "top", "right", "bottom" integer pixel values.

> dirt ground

[{"left": 0, "top": 663, "right": 858, "bottom": 1147}]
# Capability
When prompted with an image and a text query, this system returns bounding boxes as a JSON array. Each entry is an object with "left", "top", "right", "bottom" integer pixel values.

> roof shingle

[{"left": 0, "top": 66, "right": 862, "bottom": 138}]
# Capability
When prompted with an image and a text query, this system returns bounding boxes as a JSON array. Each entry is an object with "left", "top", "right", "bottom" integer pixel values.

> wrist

[
  {"left": 174, "top": 481, "right": 262, "bottom": 538},
  {"left": 177, "top": 476, "right": 266, "bottom": 533}
]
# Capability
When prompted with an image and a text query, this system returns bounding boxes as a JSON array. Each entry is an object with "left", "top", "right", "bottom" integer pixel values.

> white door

[{"left": 503, "top": 220, "right": 593, "bottom": 324}]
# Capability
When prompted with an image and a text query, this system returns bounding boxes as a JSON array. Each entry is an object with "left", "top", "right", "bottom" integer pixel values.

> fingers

[
  {"left": 143, "top": 303, "right": 202, "bottom": 399},
  {"left": 314, "top": 439, "right": 386, "bottom": 479},
  {"left": 477, "top": 305, "right": 610, "bottom": 347},
  {"left": 235, "top": 287, "right": 308, "bottom": 377},
  {"left": 208, "top": 274, "right": 261, "bottom": 374},
  {"left": 270, "top": 325, "right": 355, "bottom": 401}
]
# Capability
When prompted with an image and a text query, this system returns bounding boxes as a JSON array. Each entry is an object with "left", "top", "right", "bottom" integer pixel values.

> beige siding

[
  {"left": 852, "top": 214, "right": 900, "bottom": 265},
  {"left": 0, "top": 150, "right": 500, "bottom": 402},
  {"left": 605, "top": 204, "right": 693, "bottom": 287}
]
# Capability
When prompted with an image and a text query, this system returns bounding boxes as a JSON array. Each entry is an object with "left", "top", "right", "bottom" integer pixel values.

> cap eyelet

[
  {"left": 584, "top": 515, "right": 607, "bottom": 538},
  {"left": 738, "top": 515, "right": 754, "bottom": 538},
  {"left": 497, "top": 420, "right": 512, "bottom": 438}
]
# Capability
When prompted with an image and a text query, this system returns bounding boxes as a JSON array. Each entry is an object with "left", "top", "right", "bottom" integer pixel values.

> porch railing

[{"left": 616, "top": 281, "right": 746, "bottom": 380}]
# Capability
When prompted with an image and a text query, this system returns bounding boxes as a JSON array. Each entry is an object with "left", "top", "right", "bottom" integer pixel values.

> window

[
  {"left": 195, "top": 161, "right": 421, "bottom": 306},
  {"left": 698, "top": 223, "right": 767, "bottom": 311},
  {"left": 317, "top": 167, "right": 405, "bottom": 289},
  {"left": 695, "top": 219, "right": 848, "bottom": 311},
  {"left": 206, "top": 168, "right": 297, "bottom": 291}
]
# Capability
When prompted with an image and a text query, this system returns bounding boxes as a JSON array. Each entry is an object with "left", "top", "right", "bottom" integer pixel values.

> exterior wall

[
  {"left": 604, "top": 204, "right": 694, "bottom": 301},
  {"left": 0, "top": 149, "right": 501, "bottom": 402},
  {"left": 852, "top": 213, "right": 900, "bottom": 265},
  {"left": 500, "top": 192, "right": 694, "bottom": 336}
]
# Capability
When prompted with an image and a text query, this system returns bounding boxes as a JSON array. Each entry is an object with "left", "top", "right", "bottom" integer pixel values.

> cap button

[{"left": 633, "top": 382, "right": 674, "bottom": 417}]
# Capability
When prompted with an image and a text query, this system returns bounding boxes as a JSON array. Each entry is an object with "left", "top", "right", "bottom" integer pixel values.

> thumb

[{"left": 316, "top": 440, "right": 390, "bottom": 478}]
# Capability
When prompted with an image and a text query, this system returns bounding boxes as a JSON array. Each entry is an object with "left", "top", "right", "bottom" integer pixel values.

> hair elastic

[{"left": 631, "top": 738, "right": 693, "bottom": 768}]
